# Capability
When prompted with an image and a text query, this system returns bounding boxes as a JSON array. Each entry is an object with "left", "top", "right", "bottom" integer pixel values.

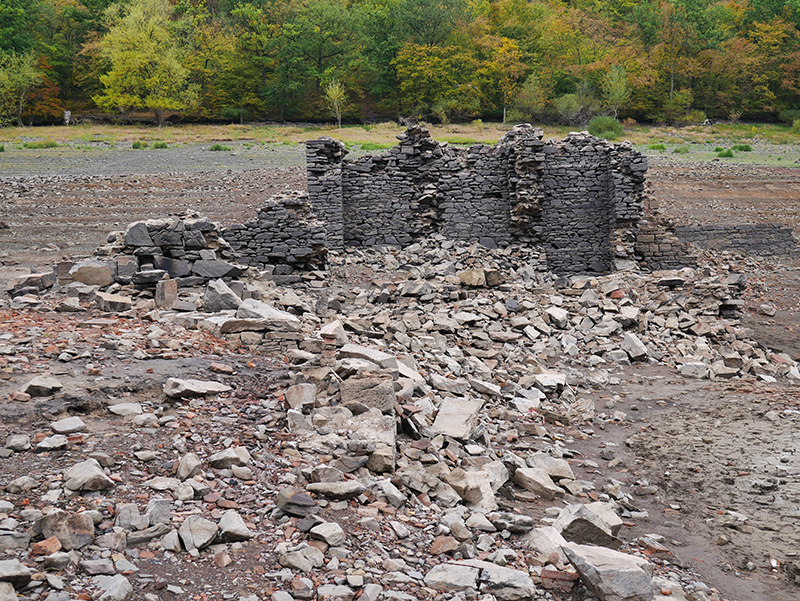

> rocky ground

[{"left": 0, "top": 143, "right": 799, "bottom": 601}]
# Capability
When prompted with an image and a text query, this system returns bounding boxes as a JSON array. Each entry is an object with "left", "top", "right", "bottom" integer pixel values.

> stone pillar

[{"left": 305, "top": 138, "right": 347, "bottom": 251}]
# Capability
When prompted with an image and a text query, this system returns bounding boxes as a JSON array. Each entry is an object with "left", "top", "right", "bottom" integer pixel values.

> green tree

[
  {"left": 324, "top": 78, "right": 346, "bottom": 127},
  {"left": 601, "top": 65, "right": 630, "bottom": 117},
  {"left": 0, "top": 0, "right": 40, "bottom": 54},
  {"left": 0, "top": 51, "right": 43, "bottom": 124},
  {"left": 92, "top": 0, "right": 198, "bottom": 125}
]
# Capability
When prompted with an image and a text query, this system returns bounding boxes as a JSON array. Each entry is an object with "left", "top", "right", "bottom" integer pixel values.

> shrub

[
  {"left": 152, "top": 141, "right": 168, "bottom": 149},
  {"left": 713, "top": 146, "right": 724, "bottom": 152},
  {"left": 676, "top": 109, "right": 707, "bottom": 125},
  {"left": 23, "top": 140, "right": 58, "bottom": 149},
  {"left": 778, "top": 109, "right": 800, "bottom": 124},
  {"left": 792, "top": 120, "right": 800, "bottom": 135},
  {"left": 673, "top": 145, "right": 690, "bottom": 154},
  {"left": 132, "top": 141, "right": 147, "bottom": 149},
  {"left": 588, "top": 116, "right": 623, "bottom": 139},
  {"left": 0, "top": 145, "right": 4, "bottom": 152},
  {"left": 717, "top": 149, "right": 734, "bottom": 157},
  {"left": 648, "top": 143, "right": 667, "bottom": 151},
  {"left": 732, "top": 144, "right": 752, "bottom": 151},
  {"left": 209, "top": 143, "right": 231, "bottom": 151}
]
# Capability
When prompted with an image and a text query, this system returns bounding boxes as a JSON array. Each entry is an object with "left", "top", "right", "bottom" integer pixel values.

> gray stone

[
  {"left": 192, "top": 260, "right": 242, "bottom": 279},
  {"left": 96, "top": 292, "right": 132, "bottom": 312},
  {"left": 526, "top": 452, "right": 575, "bottom": 481},
  {"left": 107, "top": 403, "right": 143, "bottom": 416},
  {"left": 486, "top": 512, "right": 536, "bottom": 533},
  {"left": 306, "top": 481, "right": 365, "bottom": 500},
  {"left": 123, "top": 222, "right": 153, "bottom": 247},
  {"left": 320, "top": 320, "right": 348, "bottom": 345},
  {"left": 553, "top": 504, "right": 621, "bottom": 549},
  {"left": 513, "top": 467, "right": 564, "bottom": 500},
  {"left": 275, "top": 487, "right": 316, "bottom": 516},
  {"left": 339, "top": 344, "right": 398, "bottom": 369},
  {"left": 64, "top": 459, "right": 115, "bottom": 491},
  {"left": 285, "top": 383, "right": 316, "bottom": 410},
  {"left": 176, "top": 453, "right": 202, "bottom": 480},
  {"left": 310, "top": 522, "right": 346, "bottom": 546},
  {"left": 164, "top": 378, "right": 232, "bottom": 398},
  {"left": 21, "top": 376, "right": 63, "bottom": 397},
  {"left": 317, "top": 584, "right": 354, "bottom": 601},
  {"left": 207, "top": 446, "right": 250, "bottom": 468},
  {"left": 340, "top": 376, "right": 395, "bottom": 414},
  {"left": 431, "top": 397, "right": 483, "bottom": 439},
  {"left": 0, "top": 559, "right": 31, "bottom": 588},
  {"left": 521, "top": 526, "right": 568, "bottom": 563},
  {"left": 94, "top": 574, "right": 133, "bottom": 601},
  {"left": 218, "top": 510, "right": 254, "bottom": 542},
  {"left": 236, "top": 299, "right": 301, "bottom": 330},
  {"left": 155, "top": 279, "right": 178, "bottom": 309},
  {"left": 41, "top": 510, "right": 95, "bottom": 550},
  {"left": 36, "top": 434, "right": 68, "bottom": 451},
  {"left": 50, "top": 416, "right": 87, "bottom": 435},
  {"left": 178, "top": 515, "right": 218, "bottom": 551},
  {"left": 621, "top": 333, "right": 648, "bottom": 361},
  {"left": 563, "top": 543, "right": 654, "bottom": 601},
  {"left": 80, "top": 559, "right": 115, "bottom": 575},
  {"left": 69, "top": 260, "right": 114, "bottom": 287},
  {"left": 203, "top": 279, "right": 241, "bottom": 312},
  {"left": 424, "top": 563, "right": 479, "bottom": 592}
]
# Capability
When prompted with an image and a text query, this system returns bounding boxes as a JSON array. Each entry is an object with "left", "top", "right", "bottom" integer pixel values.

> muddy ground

[{"left": 1, "top": 143, "right": 800, "bottom": 601}]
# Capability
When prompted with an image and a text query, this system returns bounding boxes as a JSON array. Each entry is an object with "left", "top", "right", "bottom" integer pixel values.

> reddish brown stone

[
  {"left": 31, "top": 535, "right": 62, "bottom": 556},
  {"left": 430, "top": 535, "right": 459, "bottom": 556},
  {"left": 541, "top": 568, "right": 579, "bottom": 591}
]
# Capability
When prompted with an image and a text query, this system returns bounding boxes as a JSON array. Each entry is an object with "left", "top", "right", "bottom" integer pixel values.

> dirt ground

[{"left": 2, "top": 143, "right": 800, "bottom": 601}]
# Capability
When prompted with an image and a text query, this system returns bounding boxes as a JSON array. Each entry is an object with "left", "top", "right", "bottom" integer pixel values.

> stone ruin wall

[
  {"left": 304, "top": 124, "right": 658, "bottom": 274},
  {"left": 225, "top": 125, "right": 703, "bottom": 275},
  {"left": 674, "top": 223, "right": 798, "bottom": 256}
]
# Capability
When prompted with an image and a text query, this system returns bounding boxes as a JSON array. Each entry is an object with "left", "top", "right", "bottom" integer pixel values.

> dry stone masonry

[
  {"left": 305, "top": 125, "right": 650, "bottom": 274},
  {"left": 675, "top": 223, "right": 798, "bottom": 256}
]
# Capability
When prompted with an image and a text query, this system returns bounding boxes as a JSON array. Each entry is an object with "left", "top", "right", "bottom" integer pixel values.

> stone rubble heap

[{"left": 2, "top": 233, "right": 800, "bottom": 601}]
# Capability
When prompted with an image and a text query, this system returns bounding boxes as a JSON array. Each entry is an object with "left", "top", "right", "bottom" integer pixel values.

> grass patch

[
  {"left": 713, "top": 146, "right": 724, "bottom": 152},
  {"left": 23, "top": 140, "right": 58, "bottom": 149},
  {"left": 717, "top": 149, "right": 734, "bottom": 158},
  {"left": 209, "top": 143, "right": 231, "bottom": 151},
  {"left": 672, "top": 145, "right": 690, "bottom": 154},
  {"left": 731, "top": 143, "right": 752, "bottom": 152},
  {"left": 647, "top": 143, "right": 667, "bottom": 151},
  {"left": 357, "top": 142, "right": 394, "bottom": 151},
  {"left": 440, "top": 136, "right": 478, "bottom": 145},
  {"left": 152, "top": 141, "right": 168, "bottom": 149},
  {"left": 0, "top": 144, "right": 4, "bottom": 152},
  {"left": 131, "top": 140, "right": 148, "bottom": 149},
  {"left": 588, "top": 116, "right": 623, "bottom": 139}
]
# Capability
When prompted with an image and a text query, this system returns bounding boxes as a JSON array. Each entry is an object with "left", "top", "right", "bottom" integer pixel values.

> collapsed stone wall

[
  {"left": 306, "top": 125, "right": 649, "bottom": 274},
  {"left": 675, "top": 223, "right": 797, "bottom": 256}
]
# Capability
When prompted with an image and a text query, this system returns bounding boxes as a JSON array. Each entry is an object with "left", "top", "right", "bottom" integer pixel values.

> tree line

[{"left": 2, "top": 0, "right": 800, "bottom": 126}]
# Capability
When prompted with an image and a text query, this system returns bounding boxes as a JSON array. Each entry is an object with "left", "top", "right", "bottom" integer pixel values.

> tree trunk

[
  {"left": 16, "top": 91, "right": 25, "bottom": 126},
  {"left": 154, "top": 108, "right": 165, "bottom": 127}
]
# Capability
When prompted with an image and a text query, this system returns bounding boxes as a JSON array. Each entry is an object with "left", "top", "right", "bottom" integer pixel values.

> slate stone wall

[
  {"left": 306, "top": 125, "right": 649, "bottom": 273},
  {"left": 674, "top": 223, "right": 797, "bottom": 256}
]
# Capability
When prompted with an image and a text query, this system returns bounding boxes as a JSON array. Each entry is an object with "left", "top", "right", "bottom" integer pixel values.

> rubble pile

[{"left": 1, "top": 232, "right": 799, "bottom": 601}]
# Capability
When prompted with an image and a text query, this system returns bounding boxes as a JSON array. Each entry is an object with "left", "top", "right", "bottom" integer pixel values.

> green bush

[
  {"left": 209, "top": 143, "right": 231, "bottom": 151},
  {"left": 713, "top": 146, "right": 724, "bottom": 152},
  {"left": 587, "top": 116, "right": 623, "bottom": 139},
  {"left": 132, "top": 141, "right": 147, "bottom": 149},
  {"left": 23, "top": 140, "right": 58, "bottom": 149},
  {"left": 673, "top": 145, "right": 690, "bottom": 154},
  {"left": 778, "top": 109, "right": 800, "bottom": 124},
  {"left": 792, "top": 120, "right": 800, "bottom": 135},
  {"left": 717, "top": 149, "right": 734, "bottom": 157},
  {"left": 732, "top": 143, "right": 752, "bottom": 151},
  {"left": 647, "top": 143, "right": 667, "bottom": 151},
  {"left": 676, "top": 109, "right": 707, "bottom": 125},
  {"left": 152, "top": 141, "right": 168, "bottom": 149},
  {"left": 0, "top": 145, "right": 4, "bottom": 152}
]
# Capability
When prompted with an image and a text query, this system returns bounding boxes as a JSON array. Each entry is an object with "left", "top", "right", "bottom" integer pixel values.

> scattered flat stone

[
  {"left": 94, "top": 574, "right": 133, "bottom": 601},
  {"left": 69, "top": 260, "right": 114, "bottom": 287},
  {"left": 50, "top": 416, "right": 87, "bottom": 435},
  {"left": 564, "top": 543, "right": 654, "bottom": 601},
  {"left": 431, "top": 397, "right": 483, "bottom": 439},
  {"left": 276, "top": 488, "right": 316, "bottom": 516},
  {"left": 178, "top": 515, "right": 219, "bottom": 551},
  {"left": 204, "top": 279, "right": 241, "bottom": 312},
  {"left": 306, "top": 481, "right": 366, "bottom": 500},
  {"left": 513, "top": 467, "right": 564, "bottom": 500},
  {"left": 107, "top": 403, "right": 143, "bottom": 416},
  {"left": 424, "top": 563, "right": 480, "bottom": 592},
  {"left": 207, "top": 446, "right": 250, "bottom": 468},
  {"left": 0, "top": 559, "right": 31, "bottom": 588},
  {"left": 218, "top": 510, "right": 254, "bottom": 542},
  {"left": 21, "top": 376, "right": 63, "bottom": 397},
  {"left": 164, "top": 378, "right": 232, "bottom": 398},
  {"left": 96, "top": 292, "right": 132, "bottom": 313},
  {"left": 310, "top": 522, "right": 346, "bottom": 546},
  {"left": 64, "top": 459, "right": 115, "bottom": 491}
]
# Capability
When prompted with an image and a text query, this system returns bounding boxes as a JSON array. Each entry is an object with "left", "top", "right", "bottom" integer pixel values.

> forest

[{"left": 1, "top": 0, "right": 800, "bottom": 126}]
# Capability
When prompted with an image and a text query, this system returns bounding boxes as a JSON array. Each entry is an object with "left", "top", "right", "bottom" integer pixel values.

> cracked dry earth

[{"left": 0, "top": 144, "right": 799, "bottom": 601}]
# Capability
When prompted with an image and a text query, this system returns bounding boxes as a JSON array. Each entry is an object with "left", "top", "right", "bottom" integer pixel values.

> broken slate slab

[
  {"left": 554, "top": 504, "right": 622, "bottom": 550},
  {"left": 218, "top": 510, "right": 254, "bottom": 542},
  {"left": 236, "top": 299, "right": 301, "bottom": 330},
  {"left": 0, "top": 558, "right": 31, "bottom": 588},
  {"left": 164, "top": 378, "right": 232, "bottom": 398},
  {"left": 431, "top": 397, "right": 483, "bottom": 440},
  {"left": 563, "top": 543, "right": 654, "bottom": 601},
  {"left": 95, "top": 292, "right": 132, "bottom": 313},
  {"left": 424, "top": 563, "right": 479, "bottom": 592},
  {"left": 21, "top": 376, "right": 63, "bottom": 397},
  {"left": 513, "top": 467, "right": 564, "bottom": 500},
  {"left": 275, "top": 488, "right": 317, "bottom": 516},
  {"left": 339, "top": 344, "right": 399, "bottom": 370},
  {"left": 94, "top": 574, "right": 133, "bottom": 601},
  {"left": 178, "top": 515, "right": 218, "bottom": 551},
  {"left": 340, "top": 376, "right": 395, "bottom": 414},
  {"left": 203, "top": 279, "right": 241, "bottom": 312},
  {"left": 64, "top": 459, "right": 115, "bottom": 491},
  {"left": 50, "top": 417, "right": 87, "bottom": 435},
  {"left": 458, "top": 559, "right": 537, "bottom": 601}
]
